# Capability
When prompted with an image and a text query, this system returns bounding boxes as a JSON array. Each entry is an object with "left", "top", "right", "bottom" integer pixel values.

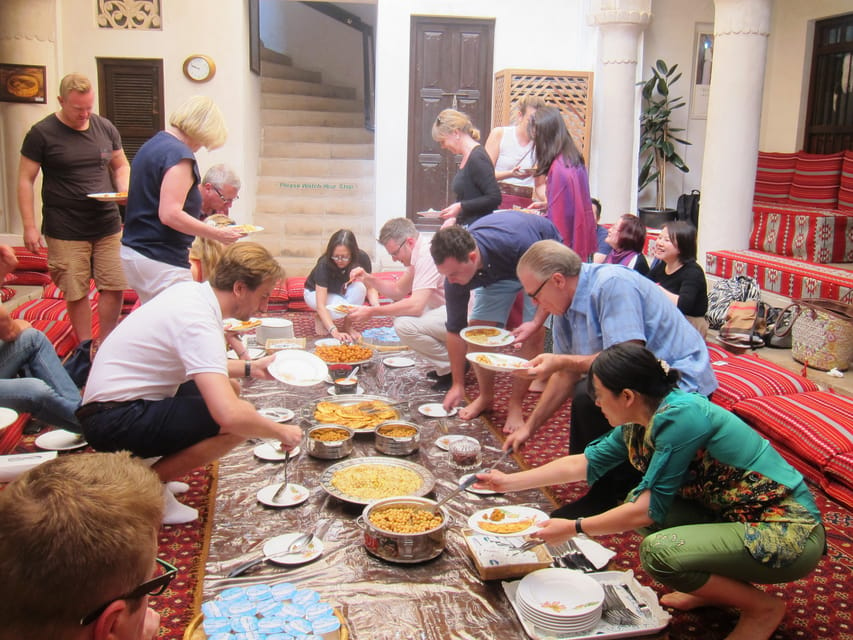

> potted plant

[{"left": 637, "top": 59, "right": 690, "bottom": 228}]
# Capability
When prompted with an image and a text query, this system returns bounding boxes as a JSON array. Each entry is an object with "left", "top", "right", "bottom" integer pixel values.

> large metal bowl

[
  {"left": 374, "top": 420, "right": 421, "bottom": 456},
  {"left": 303, "top": 394, "right": 405, "bottom": 434},
  {"left": 306, "top": 424, "right": 354, "bottom": 459},
  {"left": 357, "top": 496, "right": 451, "bottom": 563},
  {"left": 319, "top": 457, "right": 435, "bottom": 505}
]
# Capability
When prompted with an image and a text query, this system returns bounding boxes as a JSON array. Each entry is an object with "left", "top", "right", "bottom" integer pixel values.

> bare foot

[
  {"left": 459, "top": 395, "right": 492, "bottom": 420},
  {"left": 313, "top": 315, "right": 327, "bottom": 336},
  {"left": 660, "top": 591, "right": 714, "bottom": 611},
  {"left": 726, "top": 594, "right": 785, "bottom": 640},
  {"left": 503, "top": 404, "right": 525, "bottom": 433}
]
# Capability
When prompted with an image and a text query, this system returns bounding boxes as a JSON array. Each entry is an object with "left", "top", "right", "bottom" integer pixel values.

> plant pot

[{"left": 638, "top": 207, "right": 677, "bottom": 229}]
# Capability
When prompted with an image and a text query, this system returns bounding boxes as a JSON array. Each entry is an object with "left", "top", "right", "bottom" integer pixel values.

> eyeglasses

[
  {"left": 387, "top": 240, "right": 408, "bottom": 259},
  {"left": 331, "top": 255, "right": 351, "bottom": 263},
  {"left": 526, "top": 277, "right": 551, "bottom": 302},
  {"left": 212, "top": 185, "right": 239, "bottom": 205},
  {"left": 79, "top": 558, "right": 178, "bottom": 626}
]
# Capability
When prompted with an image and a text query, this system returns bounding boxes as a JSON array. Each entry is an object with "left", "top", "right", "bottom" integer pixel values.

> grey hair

[
  {"left": 517, "top": 240, "right": 583, "bottom": 280},
  {"left": 202, "top": 163, "right": 241, "bottom": 189},
  {"left": 378, "top": 217, "right": 418, "bottom": 245}
]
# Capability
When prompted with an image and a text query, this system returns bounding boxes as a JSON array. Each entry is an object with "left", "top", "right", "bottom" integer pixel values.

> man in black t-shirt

[{"left": 18, "top": 73, "right": 130, "bottom": 344}]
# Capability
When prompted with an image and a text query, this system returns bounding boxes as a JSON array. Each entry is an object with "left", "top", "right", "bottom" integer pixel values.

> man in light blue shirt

[{"left": 507, "top": 239, "right": 717, "bottom": 517}]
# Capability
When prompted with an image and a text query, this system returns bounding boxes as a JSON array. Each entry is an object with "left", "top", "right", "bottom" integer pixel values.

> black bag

[
  {"left": 676, "top": 189, "right": 700, "bottom": 227},
  {"left": 62, "top": 339, "right": 93, "bottom": 388}
]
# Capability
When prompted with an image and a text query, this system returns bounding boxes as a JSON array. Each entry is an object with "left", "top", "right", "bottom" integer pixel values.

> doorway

[{"left": 406, "top": 17, "right": 495, "bottom": 229}]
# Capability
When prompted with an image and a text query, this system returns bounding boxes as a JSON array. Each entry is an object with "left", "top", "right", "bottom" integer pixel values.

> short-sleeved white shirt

[{"left": 410, "top": 235, "right": 445, "bottom": 311}]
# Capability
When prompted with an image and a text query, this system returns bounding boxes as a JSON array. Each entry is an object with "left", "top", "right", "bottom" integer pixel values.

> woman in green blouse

[{"left": 476, "top": 342, "right": 824, "bottom": 640}]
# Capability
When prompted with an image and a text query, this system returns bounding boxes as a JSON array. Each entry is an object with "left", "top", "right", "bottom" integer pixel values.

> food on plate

[
  {"left": 310, "top": 427, "right": 351, "bottom": 442},
  {"left": 315, "top": 343, "right": 373, "bottom": 363},
  {"left": 376, "top": 424, "right": 417, "bottom": 438},
  {"left": 333, "top": 303, "right": 356, "bottom": 314},
  {"left": 313, "top": 399, "right": 397, "bottom": 430},
  {"left": 224, "top": 319, "right": 262, "bottom": 332},
  {"left": 477, "top": 517, "right": 535, "bottom": 535},
  {"left": 368, "top": 506, "right": 442, "bottom": 534},
  {"left": 464, "top": 327, "right": 501, "bottom": 340},
  {"left": 230, "top": 224, "right": 262, "bottom": 233},
  {"left": 473, "top": 353, "right": 528, "bottom": 369},
  {"left": 487, "top": 508, "right": 506, "bottom": 522},
  {"left": 331, "top": 464, "right": 421, "bottom": 500}
]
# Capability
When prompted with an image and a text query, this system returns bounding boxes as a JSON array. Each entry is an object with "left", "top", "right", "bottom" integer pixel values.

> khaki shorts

[{"left": 45, "top": 232, "right": 128, "bottom": 301}]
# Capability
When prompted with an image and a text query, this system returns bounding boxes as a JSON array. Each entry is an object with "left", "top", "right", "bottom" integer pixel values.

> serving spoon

[{"left": 431, "top": 449, "right": 512, "bottom": 513}]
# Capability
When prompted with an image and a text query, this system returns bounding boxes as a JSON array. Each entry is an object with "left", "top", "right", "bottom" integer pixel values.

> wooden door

[
  {"left": 407, "top": 17, "right": 495, "bottom": 229},
  {"left": 96, "top": 58, "right": 165, "bottom": 163}
]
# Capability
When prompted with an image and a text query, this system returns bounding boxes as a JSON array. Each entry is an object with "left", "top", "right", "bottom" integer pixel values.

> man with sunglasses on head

[
  {"left": 199, "top": 163, "right": 241, "bottom": 219},
  {"left": 0, "top": 451, "right": 167, "bottom": 640},
  {"left": 505, "top": 239, "right": 717, "bottom": 518}
]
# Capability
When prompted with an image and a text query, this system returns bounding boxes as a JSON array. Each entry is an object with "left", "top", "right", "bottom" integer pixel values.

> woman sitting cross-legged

[{"left": 476, "top": 342, "right": 824, "bottom": 640}]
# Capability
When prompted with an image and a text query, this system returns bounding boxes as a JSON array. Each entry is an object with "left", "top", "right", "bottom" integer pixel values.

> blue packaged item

[
  {"left": 233, "top": 633, "right": 264, "bottom": 640},
  {"left": 260, "top": 617, "right": 291, "bottom": 633},
  {"left": 292, "top": 589, "right": 320, "bottom": 606},
  {"left": 230, "top": 615, "right": 260, "bottom": 633},
  {"left": 229, "top": 600, "right": 258, "bottom": 618},
  {"left": 202, "top": 617, "right": 231, "bottom": 634},
  {"left": 286, "top": 617, "right": 313, "bottom": 634},
  {"left": 257, "top": 598, "right": 282, "bottom": 616},
  {"left": 305, "top": 602, "right": 334, "bottom": 620},
  {"left": 208, "top": 634, "right": 233, "bottom": 640},
  {"left": 312, "top": 615, "right": 341, "bottom": 636},
  {"left": 246, "top": 584, "right": 274, "bottom": 601},
  {"left": 220, "top": 586, "right": 248, "bottom": 602},
  {"left": 201, "top": 601, "right": 227, "bottom": 618},
  {"left": 266, "top": 635, "right": 293, "bottom": 640},
  {"left": 271, "top": 582, "right": 297, "bottom": 600},
  {"left": 280, "top": 602, "right": 306, "bottom": 619}
]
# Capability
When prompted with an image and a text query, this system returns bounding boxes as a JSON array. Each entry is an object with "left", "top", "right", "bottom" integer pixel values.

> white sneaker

[
  {"left": 162, "top": 486, "right": 198, "bottom": 525},
  {"left": 166, "top": 481, "right": 190, "bottom": 494}
]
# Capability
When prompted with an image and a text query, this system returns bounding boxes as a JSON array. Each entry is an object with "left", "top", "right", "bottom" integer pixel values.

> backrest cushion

[
  {"left": 788, "top": 151, "right": 843, "bottom": 208},
  {"left": 838, "top": 150, "right": 853, "bottom": 212},
  {"left": 754, "top": 152, "right": 797, "bottom": 204}
]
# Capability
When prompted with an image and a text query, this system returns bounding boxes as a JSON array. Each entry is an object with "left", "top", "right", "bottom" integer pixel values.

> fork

[
  {"left": 602, "top": 583, "right": 643, "bottom": 626},
  {"left": 271, "top": 449, "right": 292, "bottom": 503}
]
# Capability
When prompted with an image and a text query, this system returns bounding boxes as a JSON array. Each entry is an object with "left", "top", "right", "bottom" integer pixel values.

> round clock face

[{"left": 183, "top": 55, "right": 215, "bottom": 82}]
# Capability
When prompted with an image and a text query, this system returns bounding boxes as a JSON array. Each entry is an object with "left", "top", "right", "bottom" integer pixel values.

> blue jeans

[{"left": 0, "top": 328, "right": 81, "bottom": 430}]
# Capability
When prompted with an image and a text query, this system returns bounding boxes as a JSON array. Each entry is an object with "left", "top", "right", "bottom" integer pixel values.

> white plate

[
  {"left": 230, "top": 224, "right": 264, "bottom": 234},
  {"left": 0, "top": 407, "right": 19, "bottom": 430},
  {"left": 418, "top": 403, "right": 458, "bottom": 418},
  {"left": 268, "top": 350, "right": 328, "bottom": 386},
  {"left": 517, "top": 568, "right": 604, "bottom": 618},
  {"left": 460, "top": 473, "right": 499, "bottom": 495},
  {"left": 257, "top": 407, "right": 295, "bottom": 422},
  {"left": 253, "top": 442, "right": 301, "bottom": 461},
  {"left": 35, "top": 429, "right": 87, "bottom": 451},
  {"left": 466, "top": 352, "right": 530, "bottom": 373},
  {"left": 257, "top": 483, "right": 310, "bottom": 507},
  {"left": 417, "top": 208, "right": 442, "bottom": 218},
  {"left": 327, "top": 385, "right": 365, "bottom": 396},
  {"left": 326, "top": 303, "right": 359, "bottom": 315},
  {"left": 383, "top": 356, "right": 415, "bottom": 368},
  {"left": 226, "top": 347, "right": 265, "bottom": 360},
  {"left": 460, "top": 326, "right": 515, "bottom": 347},
  {"left": 223, "top": 317, "right": 262, "bottom": 333},
  {"left": 262, "top": 532, "right": 324, "bottom": 565},
  {"left": 86, "top": 192, "right": 126, "bottom": 202},
  {"left": 315, "top": 337, "right": 342, "bottom": 347},
  {"left": 435, "top": 434, "right": 477, "bottom": 451},
  {"left": 467, "top": 506, "right": 549, "bottom": 537}
]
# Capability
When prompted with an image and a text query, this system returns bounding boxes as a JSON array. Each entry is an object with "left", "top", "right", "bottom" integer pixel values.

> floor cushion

[
  {"left": 825, "top": 452, "right": 853, "bottom": 494},
  {"left": 3, "top": 270, "right": 52, "bottom": 286},
  {"left": 11, "top": 298, "right": 100, "bottom": 339},
  {"left": 43, "top": 280, "right": 99, "bottom": 300},
  {"left": 710, "top": 354, "right": 820, "bottom": 410},
  {"left": 1, "top": 286, "right": 14, "bottom": 302},
  {"left": 754, "top": 151, "right": 797, "bottom": 205},
  {"left": 705, "top": 342, "right": 730, "bottom": 362},
  {"left": 732, "top": 391, "right": 853, "bottom": 472},
  {"left": 0, "top": 412, "right": 29, "bottom": 455},
  {"left": 10, "top": 246, "right": 48, "bottom": 272},
  {"left": 29, "top": 318, "right": 79, "bottom": 357}
]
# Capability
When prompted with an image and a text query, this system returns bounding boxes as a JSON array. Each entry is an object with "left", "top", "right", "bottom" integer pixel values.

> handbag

[
  {"left": 706, "top": 276, "right": 761, "bottom": 330},
  {"left": 769, "top": 306, "right": 796, "bottom": 349},
  {"left": 718, "top": 300, "right": 767, "bottom": 351},
  {"left": 676, "top": 189, "right": 700, "bottom": 227},
  {"left": 787, "top": 298, "right": 853, "bottom": 371}
]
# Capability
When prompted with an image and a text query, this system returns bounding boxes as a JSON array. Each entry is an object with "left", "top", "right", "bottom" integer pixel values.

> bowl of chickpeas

[
  {"left": 374, "top": 421, "right": 421, "bottom": 456},
  {"left": 357, "top": 496, "right": 451, "bottom": 563},
  {"left": 306, "top": 424, "right": 354, "bottom": 459}
]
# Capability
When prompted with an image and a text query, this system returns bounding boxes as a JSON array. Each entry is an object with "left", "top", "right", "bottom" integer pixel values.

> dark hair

[
  {"left": 430, "top": 224, "right": 476, "bottom": 265},
  {"left": 324, "top": 229, "right": 360, "bottom": 267},
  {"left": 662, "top": 221, "right": 698, "bottom": 262},
  {"left": 591, "top": 198, "right": 602, "bottom": 221},
  {"left": 590, "top": 343, "right": 680, "bottom": 409},
  {"left": 529, "top": 106, "right": 584, "bottom": 177},
  {"left": 614, "top": 214, "right": 646, "bottom": 252}
]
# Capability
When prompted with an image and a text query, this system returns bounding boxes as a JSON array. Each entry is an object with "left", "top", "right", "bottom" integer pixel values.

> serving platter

[
  {"left": 303, "top": 394, "right": 402, "bottom": 433},
  {"left": 319, "top": 456, "right": 435, "bottom": 505}
]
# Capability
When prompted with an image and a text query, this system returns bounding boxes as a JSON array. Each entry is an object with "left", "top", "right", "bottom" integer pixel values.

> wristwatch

[
  {"left": 575, "top": 517, "right": 584, "bottom": 534},
  {"left": 244, "top": 361, "right": 252, "bottom": 378}
]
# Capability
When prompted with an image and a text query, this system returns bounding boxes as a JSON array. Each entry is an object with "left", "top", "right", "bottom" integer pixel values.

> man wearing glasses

[
  {"left": 430, "top": 210, "right": 562, "bottom": 424},
  {"left": 0, "top": 451, "right": 168, "bottom": 639},
  {"left": 199, "top": 163, "right": 241, "bottom": 219},
  {"left": 348, "top": 218, "right": 451, "bottom": 391},
  {"left": 506, "top": 239, "right": 717, "bottom": 518}
]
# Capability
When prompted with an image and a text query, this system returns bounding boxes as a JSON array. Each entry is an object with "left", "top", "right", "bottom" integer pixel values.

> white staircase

[{"left": 254, "top": 49, "right": 375, "bottom": 277}]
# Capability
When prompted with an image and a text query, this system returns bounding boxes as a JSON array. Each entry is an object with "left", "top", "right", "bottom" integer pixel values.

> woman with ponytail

[{"left": 477, "top": 342, "right": 824, "bottom": 640}]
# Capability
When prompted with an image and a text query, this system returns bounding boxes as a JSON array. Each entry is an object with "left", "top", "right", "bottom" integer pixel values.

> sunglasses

[{"left": 79, "top": 558, "right": 177, "bottom": 626}]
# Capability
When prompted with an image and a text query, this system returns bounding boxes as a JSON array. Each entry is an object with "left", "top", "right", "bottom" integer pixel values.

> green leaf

[{"left": 655, "top": 59, "right": 668, "bottom": 74}]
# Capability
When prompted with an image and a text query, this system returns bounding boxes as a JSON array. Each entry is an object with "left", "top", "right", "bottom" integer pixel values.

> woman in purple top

[
  {"left": 529, "top": 106, "right": 597, "bottom": 261},
  {"left": 603, "top": 213, "right": 650, "bottom": 277}
]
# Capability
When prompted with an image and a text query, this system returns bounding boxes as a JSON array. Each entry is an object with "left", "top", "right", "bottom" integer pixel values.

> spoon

[
  {"left": 430, "top": 449, "right": 512, "bottom": 513},
  {"left": 270, "top": 449, "right": 291, "bottom": 503},
  {"left": 226, "top": 532, "right": 314, "bottom": 578}
]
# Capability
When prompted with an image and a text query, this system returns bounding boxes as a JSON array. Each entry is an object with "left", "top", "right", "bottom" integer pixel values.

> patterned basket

[{"left": 790, "top": 298, "right": 853, "bottom": 371}]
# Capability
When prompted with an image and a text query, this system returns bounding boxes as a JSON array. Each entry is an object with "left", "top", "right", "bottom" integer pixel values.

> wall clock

[{"left": 182, "top": 55, "right": 216, "bottom": 83}]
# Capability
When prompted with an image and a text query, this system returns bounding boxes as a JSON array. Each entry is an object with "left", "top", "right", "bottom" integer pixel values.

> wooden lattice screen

[{"left": 492, "top": 69, "right": 594, "bottom": 165}]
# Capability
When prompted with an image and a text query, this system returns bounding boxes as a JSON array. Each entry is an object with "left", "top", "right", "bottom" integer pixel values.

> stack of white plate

[{"left": 516, "top": 568, "right": 604, "bottom": 635}]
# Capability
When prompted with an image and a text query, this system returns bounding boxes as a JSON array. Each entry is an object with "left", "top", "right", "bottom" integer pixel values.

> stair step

[
  {"left": 261, "top": 77, "right": 356, "bottom": 100},
  {"left": 259, "top": 157, "right": 374, "bottom": 178},
  {"left": 255, "top": 196, "right": 374, "bottom": 217},
  {"left": 260, "top": 48, "right": 292, "bottom": 66},
  {"left": 260, "top": 60, "right": 322, "bottom": 83},
  {"left": 262, "top": 93, "right": 362, "bottom": 113},
  {"left": 263, "top": 125, "right": 374, "bottom": 144},
  {"left": 261, "top": 109, "right": 364, "bottom": 127},
  {"left": 256, "top": 175, "right": 374, "bottom": 197},
  {"left": 262, "top": 141, "right": 374, "bottom": 160}
]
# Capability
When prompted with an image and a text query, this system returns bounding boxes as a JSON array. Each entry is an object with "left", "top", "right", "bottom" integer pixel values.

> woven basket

[{"left": 790, "top": 298, "right": 853, "bottom": 371}]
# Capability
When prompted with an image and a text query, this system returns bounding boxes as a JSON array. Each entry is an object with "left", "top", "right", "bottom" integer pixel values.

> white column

[
  {"left": 588, "top": 1, "right": 651, "bottom": 221},
  {"left": 698, "top": 0, "right": 772, "bottom": 259}
]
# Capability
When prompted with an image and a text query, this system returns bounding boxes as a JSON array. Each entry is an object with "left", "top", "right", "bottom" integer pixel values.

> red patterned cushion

[
  {"left": 43, "top": 280, "right": 99, "bottom": 300},
  {"left": 0, "top": 412, "right": 29, "bottom": 455},
  {"left": 709, "top": 354, "right": 820, "bottom": 411},
  {"left": 270, "top": 278, "right": 290, "bottom": 303},
  {"left": 754, "top": 152, "right": 797, "bottom": 204},
  {"left": 705, "top": 342, "right": 730, "bottom": 362},
  {"left": 286, "top": 277, "right": 307, "bottom": 302},
  {"left": 4, "top": 270, "right": 52, "bottom": 286},
  {"left": 825, "top": 452, "right": 853, "bottom": 490},
  {"left": 788, "top": 151, "right": 843, "bottom": 208},
  {"left": 123, "top": 289, "right": 139, "bottom": 304},
  {"left": 824, "top": 478, "right": 853, "bottom": 509},
  {"left": 839, "top": 150, "right": 853, "bottom": 212},
  {"left": 29, "top": 318, "right": 79, "bottom": 357},
  {"left": 1, "top": 286, "right": 15, "bottom": 302},
  {"left": 11, "top": 246, "right": 48, "bottom": 271},
  {"left": 732, "top": 391, "right": 853, "bottom": 470},
  {"left": 287, "top": 300, "right": 311, "bottom": 312},
  {"left": 11, "top": 298, "right": 69, "bottom": 321}
]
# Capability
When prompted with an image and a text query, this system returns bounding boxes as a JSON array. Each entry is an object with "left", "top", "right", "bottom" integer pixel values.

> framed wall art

[
  {"left": 690, "top": 24, "right": 714, "bottom": 119},
  {"left": 0, "top": 64, "right": 47, "bottom": 103}
]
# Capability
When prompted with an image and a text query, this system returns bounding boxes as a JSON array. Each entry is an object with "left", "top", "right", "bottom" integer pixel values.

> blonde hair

[
  {"left": 432, "top": 108, "right": 481, "bottom": 142},
  {"left": 0, "top": 452, "right": 163, "bottom": 636},
  {"left": 517, "top": 239, "right": 583, "bottom": 280},
  {"left": 210, "top": 241, "right": 283, "bottom": 290},
  {"left": 169, "top": 95, "right": 227, "bottom": 150},
  {"left": 59, "top": 73, "right": 92, "bottom": 98},
  {"left": 190, "top": 214, "right": 234, "bottom": 281}
]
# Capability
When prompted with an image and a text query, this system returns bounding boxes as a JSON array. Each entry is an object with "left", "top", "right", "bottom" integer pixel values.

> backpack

[
  {"left": 676, "top": 190, "right": 700, "bottom": 227},
  {"left": 706, "top": 275, "right": 761, "bottom": 330}
]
